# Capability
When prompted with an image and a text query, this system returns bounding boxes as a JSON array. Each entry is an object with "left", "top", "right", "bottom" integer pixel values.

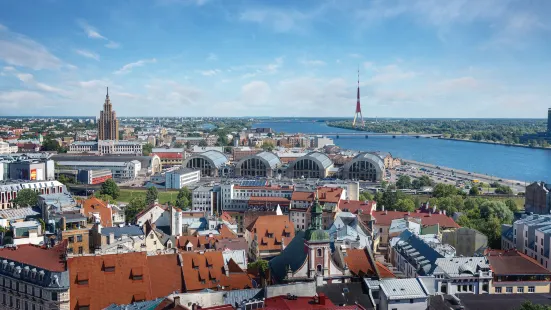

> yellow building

[{"left": 487, "top": 249, "right": 551, "bottom": 294}]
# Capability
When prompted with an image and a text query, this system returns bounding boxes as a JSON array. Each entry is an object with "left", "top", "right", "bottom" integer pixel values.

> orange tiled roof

[
  {"left": 180, "top": 252, "right": 252, "bottom": 291},
  {"left": 68, "top": 252, "right": 184, "bottom": 310},
  {"left": 338, "top": 200, "right": 376, "bottom": 214},
  {"left": 291, "top": 187, "right": 343, "bottom": 204},
  {"left": 246, "top": 215, "right": 295, "bottom": 252},
  {"left": 375, "top": 261, "right": 396, "bottom": 278},
  {"left": 82, "top": 197, "right": 113, "bottom": 227},
  {"left": 0, "top": 243, "right": 67, "bottom": 272},
  {"left": 344, "top": 248, "right": 378, "bottom": 278}
]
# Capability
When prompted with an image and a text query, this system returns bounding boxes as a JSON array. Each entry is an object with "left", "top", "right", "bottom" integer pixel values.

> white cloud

[
  {"left": 300, "top": 59, "right": 326, "bottom": 66},
  {"left": 156, "top": 0, "right": 210, "bottom": 6},
  {"left": 265, "top": 57, "right": 284, "bottom": 73},
  {"left": 114, "top": 58, "right": 157, "bottom": 74},
  {"left": 0, "top": 25, "right": 63, "bottom": 70},
  {"left": 348, "top": 53, "right": 362, "bottom": 58},
  {"left": 435, "top": 76, "right": 479, "bottom": 91},
  {"left": 105, "top": 41, "right": 120, "bottom": 49},
  {"left": 78, "top": 80, "right": 109, "bottom": 89},
  {"left": 75, "top": 49, "right": 100, "bottom": 61},
  {"left": 241, "top": 81, "right": 271, "bottom": 104},
  {"left": 206, "top": 53, "right": 218, "bottom": 61},
  {"left": 78, "top": 20, "right": 107, "bottom": 40},
  {"left": 36, "top": 83, "right": 64, "bottom": 93},
  {"left": 16, "top": 73, "right": 34, "bottom": 83},
  {"left": 0, "top": 90, "right": 45, "bottom": 109},
  {"left": 197, "top": 69, "right": 221, "bottom": 76}
]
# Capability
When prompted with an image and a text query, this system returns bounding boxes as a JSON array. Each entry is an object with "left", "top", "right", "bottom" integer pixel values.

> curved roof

[
  {"left": 238, "top": 151, "right": 281, "bottom": 169},
  {"left": 188, "top": 150, "right": 228, "bottom": 168},
  {"left": 347, "top": 152, "right": 385, "bottom": 172},
  {"left": 292, "top": 151, "right": 333, "bottom": 170}
]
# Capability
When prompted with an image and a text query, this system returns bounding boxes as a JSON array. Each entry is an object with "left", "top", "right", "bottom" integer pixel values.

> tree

[
  {"left": 359, "top": 191, "right": 374, "bottom": 201},
  {"left": 469, "top": 186, "right": 480, "bottom": 196},
  {"left": 418, "top": 175, "right": 434, "bottom": 187},
  {"left": 411, "top": 179, "right": 421, "bottom": 189},
  {"left": 58, "top": 174, "right": 74, "bottom": 186},
  {"left": 146, "top": 186, "right": 159, "bottom": 205},
  {"left": 41, "top": 138, "right": 60, "bottom": 152},
  {"left": 174, "top": 142, "right": 183, "bottom": 148},
  {"left": 518, "top": 301, "right": 551, "bottom": 310},
  {"left": 396, "top": 175, "right": 412, "bottom": 189},
  {"left": 175, "top": 187, "right": 192, "bottom": 210},
  {"left": 142, "top": 143, "right": 154, "bottom": 156},
  {"left": 432, "top": 184, "right": 459, "bottom": 198},
  {"left": 395, "top": 199, "right": 415, "bottom": 212},
  {"left": 505, "top": 199, "right": 519, "bottom": 212},
  {"left": 11, "top": 189, "right": 39, "bottom": 208},
  {"left": 248, "top": 259, "right": 269, "bottom": 288},
  {"left": 495, "top": 185, "right": 513, "bottom": 195},
  {"left": 93, "top": 193, "right": 116, "bottom": 204},
  {"left": 125, "top": 197, "right": 147, "bottom": 223},
  {"left": 100, "top": 179, "right": 120, "bottom": 199},
  {"left": 480, "top": 200, "right": 513, "bottom": 224},
  {"left": 261, "top": 142, "right": 275, "bottom": 152},
  {"left": 199, "top": 140, "right": 208, "bottom": 147}
]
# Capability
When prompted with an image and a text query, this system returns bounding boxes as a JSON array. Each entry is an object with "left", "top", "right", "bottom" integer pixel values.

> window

[
  {"left": 150, "top": 234, "right": 154, "bottom": 239},
  {"left": 506, "top": 287, "right": 513, "bottom": 293},
  {"left": 495, "top": 287, "right": 502, "bottom": 293},
  {"left": 68, "top": 236, "right": 74, "bottom": 243},
  {"left": 410, "top": 299, "right": 414, "bottom": 303},
  {"left": 317, "top": 249, "right": 322, "bottom": 257},
  {"left": 518, "top": 287, "right": 524, "bottom": 293},
  {"left": 528, "top": 286, "right": 535, "bottom": 293},
  {"left": 78, "top": 247, "right": 83, "bottom": 255},
  {"left": 77, "top": 235, "right": 82, "bottom": 242}
]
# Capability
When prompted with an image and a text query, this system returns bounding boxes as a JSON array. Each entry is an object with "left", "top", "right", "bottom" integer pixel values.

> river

[{"left": 253, "top": 121, "right": 551, "bottom": 183}]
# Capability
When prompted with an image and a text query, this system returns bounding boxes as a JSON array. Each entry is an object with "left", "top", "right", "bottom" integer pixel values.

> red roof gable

[
  {"left": 152, "top": 152, "right": 184, "bottom": 159},
  {"left": 291, "top": 187, "right": 343, "bottom": 204},
  {"left": 338, "top": 200, "right": 376, "bottom": 214},
  {"left": 0, "top": 243, "right": 67, "bottom": 272}
]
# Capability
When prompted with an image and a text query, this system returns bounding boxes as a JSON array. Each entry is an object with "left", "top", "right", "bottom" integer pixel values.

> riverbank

[
  {"left": 402, "top": 159, "right": 527, "bottom": 193},
  {"left": 438, "top": 137, "right": 551, "bottom": 151}
]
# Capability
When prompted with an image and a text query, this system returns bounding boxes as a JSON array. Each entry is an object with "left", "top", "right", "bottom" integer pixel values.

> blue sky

[{"left": 1, "top": 0, "right": 550, "bottom": 117}]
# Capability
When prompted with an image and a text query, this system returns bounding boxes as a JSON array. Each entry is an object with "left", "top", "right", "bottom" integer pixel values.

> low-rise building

[
  {"left": 0, "top": 180, "right": 66, "bottom": 210},
  {"left": 0, "top": 243, "right": 70, "bottom": 310},
  {"left": 77, "top": 169, "right": 112, "bottom": 185},
  {"left": 11, "top": 220, "right": 44, "bottom": 245},
  {"left": 525, "top": 182, "right": 551, "bottom": 214},
  {"left": 68, "top": 140, "right": 143, "bottom": 155},
  {"left": 487, "top": 249, "right": 551, "bottom": 294},
  {"left": 378, "top": 278, "right": 430, "bottom": 310},
  {"left": 151, "top": 148, "right": 185, "bottom": 167},
  {"left": 165, "top": 168, "right": 201, "bottom": 189},
  {"left": 56, "top": 159, "right": 142, "bottom": 180},
  {"left": 501, "top": 214, "right": 551, "bottom": 269},
  {"left": 192, "top": 186, "right": 219, "bottom": 215},
  {"left": 433, "top": 257, "right": 492, "bottom": 294}
]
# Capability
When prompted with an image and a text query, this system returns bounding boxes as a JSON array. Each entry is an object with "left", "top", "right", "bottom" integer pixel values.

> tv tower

[{"left": 352, "top": 67, "right": 365, "bottom": 127}]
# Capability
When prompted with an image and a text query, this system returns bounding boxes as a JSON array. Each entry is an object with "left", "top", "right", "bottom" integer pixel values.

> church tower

[
  {"left": 98, "top": 87, "right": 120, "bottom": 141},
  {"left": 304, "top": 191, "right": 331, "bottom": 280}
]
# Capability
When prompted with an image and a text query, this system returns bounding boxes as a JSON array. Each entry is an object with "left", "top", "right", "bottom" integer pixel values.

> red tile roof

[
  {"left": 180, "top": 252, "right": 252, "bottom": 291},
  {"left": 338, "top": 200, "right": 376, "bottom": 214},
  {"left": 375, "top": 262, "right": 396, "bottom": 279},
  {"left": 0, "top": 243, "right": 67, "bottom": 272},
  {"left": 246, "top": 215, "right": 295, "bottom": 252},
  {"left": 68, "top": 252, "right": 184, "bottom": 310},
  {"left": 291, "top": 187, "right": 343, "bottom": 204},
  {"left": 220, "top": 212, "right": 236, "bottom": 225},
  {"left": 370, "top": 210, "right": 460, "bottom": 228},
  {"left": 82, "top": 197, "right": 113, "bottom": 227},
  {"left": 486, "top": 249, "right": 551, "bottom": 275}
]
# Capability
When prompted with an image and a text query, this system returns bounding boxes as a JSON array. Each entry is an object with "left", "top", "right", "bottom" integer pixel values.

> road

[{"left": 396, "top": 160, "right": 527, "bottom": 194}]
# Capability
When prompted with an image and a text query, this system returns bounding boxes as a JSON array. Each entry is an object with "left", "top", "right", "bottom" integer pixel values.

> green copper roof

[{"left": 305, "top": 228, "right": 330, "bottom": 241}]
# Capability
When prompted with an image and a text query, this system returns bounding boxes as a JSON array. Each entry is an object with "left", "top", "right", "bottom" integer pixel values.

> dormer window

[
  {"left": 131, "top": 267, "right": 143, "bottom": 281},
  {"left": 103, "top": 260, "right": 116, "bottom": 273},
  {"left": 38, "top": 270, "right": 45, "bottom": 281},
  {"left": 76, "top": 272, "right": 89, "bottom": 285}
]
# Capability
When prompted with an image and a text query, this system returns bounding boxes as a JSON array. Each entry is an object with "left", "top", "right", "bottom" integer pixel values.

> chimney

[
  {"left": 109, "top": 232, "right": 115, "bottom": 244},
  {"left": 60, "top": 217, "right": 67, "bottom": 231},
  {"left": 443, "top": 210, "right": 446, "bottom": 215},
  {"left": 385, "top": 210, "right": 388, "bottom": 215},
  {"left": 173, "top": 296, "right": 181, "bottom": 306},
  {"left": 381, "top": 205, "right": 385, "bottom": 212},
  {"left": 432, "top": 205, "right": 437, "bottom": 213}
]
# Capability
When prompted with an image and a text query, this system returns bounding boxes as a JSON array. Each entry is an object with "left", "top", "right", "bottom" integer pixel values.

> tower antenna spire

[
  {"left": 106, "top": 87, "right": 109, "bottom": 98},
  {"left": 352, "top": 66, "right": 365, "bottom": 127}
]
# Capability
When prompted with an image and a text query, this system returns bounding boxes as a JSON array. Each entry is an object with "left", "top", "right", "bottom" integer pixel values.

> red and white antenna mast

[{"left": 352, "top": 66, "right": 365, "bottom": 127}]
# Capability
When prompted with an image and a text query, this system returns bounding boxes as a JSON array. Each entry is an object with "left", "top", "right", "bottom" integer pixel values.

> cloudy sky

[{"left": 1, "top": 0, "right": 550, "bottom": 117}]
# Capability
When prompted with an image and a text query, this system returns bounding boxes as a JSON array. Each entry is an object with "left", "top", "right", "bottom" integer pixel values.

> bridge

[{"left": 296, "top": 132, "right": 443, "bottom": 138}]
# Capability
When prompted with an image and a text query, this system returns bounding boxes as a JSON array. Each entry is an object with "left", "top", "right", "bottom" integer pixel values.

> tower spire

[
  {"left": 352, "top": 66, "right": 365, "bottom": 127},
  {"left": 106, "top": 87, "right": 109, "bottom": 98}
]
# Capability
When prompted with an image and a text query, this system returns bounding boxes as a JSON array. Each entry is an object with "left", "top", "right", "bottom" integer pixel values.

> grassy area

[
  {"left": 117, "top": 189, "right": 177, "bottom": 204},
  {"left": 408, "top": 194, "right": 525, "bottom": 210}
]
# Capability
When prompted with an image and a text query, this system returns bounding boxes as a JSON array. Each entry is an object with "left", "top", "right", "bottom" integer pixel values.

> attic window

[
  {"left": 76, "top": 272, "right": 89, "bottom": 285},
  {"left": 131, "top": 267, "right": 143, "bottom": 281},
  {"left": 77, "top": 297, "right": 90, "bottom": 310},
  {"left": 267, "top": 233, "right": 274, "bottom": 238},
  {"left": 133, "top": 293, "right": 146, "bottom": 302},
  {"left": 103, "top": 259, "right": 116, "bottom": 272}
]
